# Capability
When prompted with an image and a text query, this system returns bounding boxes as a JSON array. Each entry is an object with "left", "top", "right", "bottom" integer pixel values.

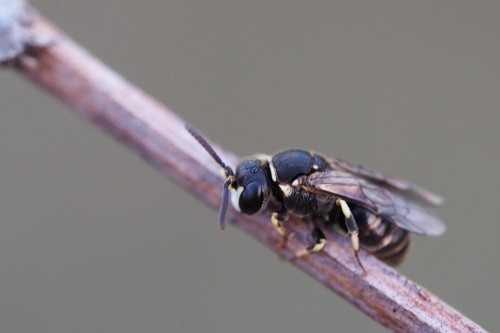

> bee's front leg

[{"left": 271, "top": 210, "right": 289, "bottom": 248}]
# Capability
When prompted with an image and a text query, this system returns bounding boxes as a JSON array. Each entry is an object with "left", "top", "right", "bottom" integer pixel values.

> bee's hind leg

[{"left": 336, "top": 199, "right": 367, "bottom": 274}]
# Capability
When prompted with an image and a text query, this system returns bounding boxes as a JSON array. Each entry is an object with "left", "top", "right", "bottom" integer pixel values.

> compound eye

[{"left": 239, "top": 182, "right": 264, "bottom": 214}]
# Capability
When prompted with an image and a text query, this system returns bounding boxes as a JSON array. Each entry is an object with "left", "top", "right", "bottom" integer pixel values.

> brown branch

[{"left": 1, "top": 8, "right": 487, "bottom": 333}]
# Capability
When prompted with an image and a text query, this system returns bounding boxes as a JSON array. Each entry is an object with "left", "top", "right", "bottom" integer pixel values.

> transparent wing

[
  {"left": 304, "top": 161, "right": 446, "bottom": 236},
  {"left": 330, "top": 156, "right": 444, "bottom": 205}
]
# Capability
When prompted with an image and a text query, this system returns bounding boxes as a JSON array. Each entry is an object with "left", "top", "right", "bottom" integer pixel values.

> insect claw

[{"left": 354, "top": 251, "right": 368, "bottom": 276}]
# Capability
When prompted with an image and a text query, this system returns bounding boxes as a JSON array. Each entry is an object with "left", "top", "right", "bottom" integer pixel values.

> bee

[{"left": 186, "top": 125, "right": 446, "bottom": 272}]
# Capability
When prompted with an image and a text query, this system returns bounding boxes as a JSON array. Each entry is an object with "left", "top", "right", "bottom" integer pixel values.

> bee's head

[
  {"left": 231, "top": 158, "right": 271, "bottom": 215},
  {"left": 186, "top": 124, "right": 270, "bottom": 229}
]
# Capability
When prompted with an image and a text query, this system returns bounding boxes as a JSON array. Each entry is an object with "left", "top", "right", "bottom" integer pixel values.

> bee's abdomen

[{"left": 353, "top": 208, "right": 411, "bottom": 266}]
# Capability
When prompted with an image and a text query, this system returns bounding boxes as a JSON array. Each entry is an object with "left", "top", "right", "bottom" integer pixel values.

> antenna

[{"left": 185, "top": 124, "right": 235, "bottom": 229}]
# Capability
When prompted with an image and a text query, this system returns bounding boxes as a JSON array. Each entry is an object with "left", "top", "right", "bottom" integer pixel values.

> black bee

[{"left": 186, "top": 125, "right": 445, "bottom": 271}]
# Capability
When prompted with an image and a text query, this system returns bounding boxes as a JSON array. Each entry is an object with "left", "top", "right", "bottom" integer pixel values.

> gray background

[{"left": 1, "top": 1, "right": 499, "bottom": 332}]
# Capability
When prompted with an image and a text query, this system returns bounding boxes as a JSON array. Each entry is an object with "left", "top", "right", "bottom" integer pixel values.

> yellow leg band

[
  {"left": 271, "top": 212, "right": 287, "bottom": 237},
  {"left": 294, "top": 239, "right": 326, "bottom": 258}
]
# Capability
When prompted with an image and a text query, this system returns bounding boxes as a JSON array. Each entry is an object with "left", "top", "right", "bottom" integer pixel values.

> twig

[{"left": 0, "top": 6, "right": 487, "bottom": 333}]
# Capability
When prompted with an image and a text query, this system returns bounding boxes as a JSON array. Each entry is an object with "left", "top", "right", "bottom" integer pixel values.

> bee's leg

[
  {"left": 336, "top": 199, "right": 367, "bottom": 274},
  {"left": 271, "top": 210, "right": 288, "bottom": 248},
  {"left": 294, "top": 225, "right": 326, "bottom": 258}
]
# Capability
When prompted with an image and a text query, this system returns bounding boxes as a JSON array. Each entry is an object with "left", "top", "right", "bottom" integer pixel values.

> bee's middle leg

[{"left": 294, "top": 224, "right": 327, "bottom": 258}]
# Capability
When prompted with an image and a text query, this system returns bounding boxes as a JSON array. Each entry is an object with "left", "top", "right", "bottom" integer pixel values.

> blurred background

[{"left": 1, "top": 1, "right": 499, "bottom": 332}]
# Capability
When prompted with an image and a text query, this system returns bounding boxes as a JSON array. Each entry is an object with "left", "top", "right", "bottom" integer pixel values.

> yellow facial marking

[{"left": 230, "top": 186, "right": 244, "bottom": 212}]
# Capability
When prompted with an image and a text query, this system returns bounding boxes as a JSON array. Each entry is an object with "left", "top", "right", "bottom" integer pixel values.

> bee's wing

[
  {"left": 329, "top": 156, "right": 444, "bottom": 206},
  {"left": 304, "top": 162, "right": 446, "bottom": 236}
]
